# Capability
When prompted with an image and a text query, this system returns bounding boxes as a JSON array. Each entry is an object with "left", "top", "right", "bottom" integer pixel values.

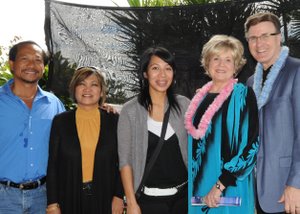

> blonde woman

[{"left": 185, "top": 35, "right": 259, "bottom": 213}]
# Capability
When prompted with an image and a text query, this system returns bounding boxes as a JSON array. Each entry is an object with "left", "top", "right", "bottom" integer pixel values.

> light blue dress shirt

[{"left": 0, "top": 79, "right": 65, "bottom": 183}]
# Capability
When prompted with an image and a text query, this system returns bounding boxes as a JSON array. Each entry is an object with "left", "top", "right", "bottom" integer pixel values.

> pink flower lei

[{"left": 185, "top": 78, "right": 237, "bottom": 140}]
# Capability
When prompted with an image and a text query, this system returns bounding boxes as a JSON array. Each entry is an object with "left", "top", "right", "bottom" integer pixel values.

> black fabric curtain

[{"left": 44, "top": 0, "right": 300, "bottom": 104}]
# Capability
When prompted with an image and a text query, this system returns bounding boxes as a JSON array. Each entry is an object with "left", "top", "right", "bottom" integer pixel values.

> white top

[{"left": 147, "top": 116, "right": 175, "bottom": 140}]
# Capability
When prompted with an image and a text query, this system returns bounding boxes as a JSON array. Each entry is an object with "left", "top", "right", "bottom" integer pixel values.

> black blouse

[{"left": 145, "top": 131, "right": 187, "bottom": 188}]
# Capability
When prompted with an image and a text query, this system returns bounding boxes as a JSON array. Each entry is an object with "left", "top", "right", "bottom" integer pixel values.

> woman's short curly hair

[{"left": 201, "top": 35, "right": 246, "bottom": 77}]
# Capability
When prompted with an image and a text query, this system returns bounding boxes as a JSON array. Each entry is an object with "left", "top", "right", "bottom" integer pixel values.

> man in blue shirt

[{"left": 0, "top": 41, "right": 65, "bottom": 214}]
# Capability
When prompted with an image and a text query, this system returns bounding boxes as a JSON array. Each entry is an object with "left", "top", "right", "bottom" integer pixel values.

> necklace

[
  {"left": 253, "top": 46, "right": 289, "bottom": 109},
  {"left": 185, "top": 78, "right": 237, "bottom": 140},
  {"left": 10, "top": 83, "right": 37, "bottom": 100},
  {"left": 18, "top": 94, "right": 36, "bottom": 100}
]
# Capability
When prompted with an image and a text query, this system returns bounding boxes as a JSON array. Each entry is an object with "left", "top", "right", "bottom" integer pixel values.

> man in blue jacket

[
  {"left": 245, "top": 12, "right": 300, "bottom": 214},
  {"left": 0, "top": 41, "right": 65, "bottom": 213}
]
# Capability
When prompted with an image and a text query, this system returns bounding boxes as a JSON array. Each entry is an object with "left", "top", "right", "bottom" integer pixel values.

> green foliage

[
  {"left": 0, "top": 37, "right": 20, "bottom": 86},
  {"left": 106, "top": 72, "right": 128, "bottom": 104},
  {"left": 0, "top": 47, "right": 9, "bottom": 73},
  {"left": 0, "top": 71, "right": 13, "bottom": 86},
  {"left": 49, "top": 51, "right": 78, "bottom": 96},
  {"left": 47, "top": 51, "right": 78, "bottom": 110},
  {"left": 0, "top": 42, "right": 12, "bottom": 86}
]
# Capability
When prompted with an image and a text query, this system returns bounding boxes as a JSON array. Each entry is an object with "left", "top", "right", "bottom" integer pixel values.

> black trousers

[{"left": 138, "top": 186, "right": 187, "bottom": 214}]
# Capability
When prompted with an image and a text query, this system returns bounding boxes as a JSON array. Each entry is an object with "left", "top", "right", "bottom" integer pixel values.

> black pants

[{"left": 138, "top": 186, "right": 187, "bottom": 214}]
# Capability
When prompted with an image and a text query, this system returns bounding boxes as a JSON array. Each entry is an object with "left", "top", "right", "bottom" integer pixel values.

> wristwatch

[{"left": 215, "top": 182, "right": 223, "bottom": 192}]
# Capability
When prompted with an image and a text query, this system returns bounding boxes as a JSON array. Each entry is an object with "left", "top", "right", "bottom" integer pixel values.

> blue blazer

[{"left": 247, "top": 56, "right": 300, "bottom": 213}]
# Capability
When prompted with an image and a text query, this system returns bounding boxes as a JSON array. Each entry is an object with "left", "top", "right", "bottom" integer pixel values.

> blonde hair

[{"left": 201, "top": 35, "right": 246, "bottom": 77}]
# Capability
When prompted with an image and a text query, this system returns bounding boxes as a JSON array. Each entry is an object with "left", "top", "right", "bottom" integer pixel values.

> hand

[
  {"left": 203, "top": 182, "right": 224, "bottom": 208},
  {"left": 278, "top": 186, "right": 300, "bottom": 214},
  {"left": 126, "top": 201, "right": 141, "bottom": 214},
  {"left": 101, "top": 103, "right": 119, "bottom": 114},
  {"left": 46, "top": 208, "right": 61, "bottom": 214},
  {"left": 46, "top": 203, "right": 61, "bottom": 214},
  {"left": 112, "top": 196, "right": 124, "bottom": 214}
]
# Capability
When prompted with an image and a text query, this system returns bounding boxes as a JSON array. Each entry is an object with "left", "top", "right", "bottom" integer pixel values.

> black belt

[
  {"left": 0, "top": 177, "right": 46, "bottom": 190},
  {"left": 82, "top": 181, "right": 93, "bottom": 196}
]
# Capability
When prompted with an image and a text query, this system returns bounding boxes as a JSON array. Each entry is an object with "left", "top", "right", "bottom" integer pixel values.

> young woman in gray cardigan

[{"left": 118, "top": 47, "right": 190, "bottom": 214}]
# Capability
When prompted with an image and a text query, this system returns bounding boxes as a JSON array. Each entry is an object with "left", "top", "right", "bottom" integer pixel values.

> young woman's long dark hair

[{"left": 137, "top": 46, "right": 180, "bottom": 114}]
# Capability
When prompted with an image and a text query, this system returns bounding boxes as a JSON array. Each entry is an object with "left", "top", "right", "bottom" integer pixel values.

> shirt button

[
  {"left": 30, "top": 147, "right": 33, "bottom": 150},
  {"left": 30, "top": 163, "right": 34, "bottom": 167}
]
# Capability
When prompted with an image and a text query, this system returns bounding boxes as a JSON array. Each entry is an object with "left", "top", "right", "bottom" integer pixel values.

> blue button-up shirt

[{"left": 0, "top": 79, "right": 65, "bottom": 183}]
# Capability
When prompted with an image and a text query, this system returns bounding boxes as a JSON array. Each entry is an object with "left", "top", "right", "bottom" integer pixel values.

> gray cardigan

[{"left": 117, "top": 95, "right": 190, "bottom": 191}]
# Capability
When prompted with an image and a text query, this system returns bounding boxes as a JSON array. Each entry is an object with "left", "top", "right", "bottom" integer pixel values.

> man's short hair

[
  {"left": 9, "top": 40, "right": 49, "bottom": 65},
  {"left": 244, "top": 12, "right": 281, "bottom": 37}
]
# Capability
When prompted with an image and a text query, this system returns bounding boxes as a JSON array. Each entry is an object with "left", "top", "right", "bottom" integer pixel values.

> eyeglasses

[
  {"left": 76, "top": 66, "right": 107, "bottom": 80},
  {"left": 246, "top": 32, "right": 280, "bottom": 43},
  {"left": 76, "top": 66, "right": 100, "bottom": 71}
]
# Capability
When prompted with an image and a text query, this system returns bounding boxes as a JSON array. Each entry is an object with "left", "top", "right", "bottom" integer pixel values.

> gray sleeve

[
  {"left": 117, "top": 106, "right": 133, "bottom": 169},
  {"left": 177, "top": 94, "right": 190, "bottom": 113}
]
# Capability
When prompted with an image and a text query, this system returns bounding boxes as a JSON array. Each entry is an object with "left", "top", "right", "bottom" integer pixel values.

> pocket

[{"left": 279, "top": 156, "right": 292, "bottom": 167}]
